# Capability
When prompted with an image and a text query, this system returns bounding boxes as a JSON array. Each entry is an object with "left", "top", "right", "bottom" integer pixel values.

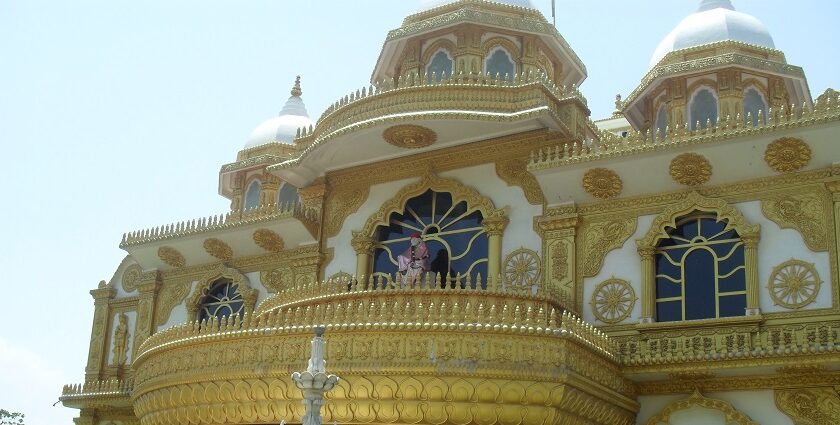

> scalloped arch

[
  {"left": 637, "top": 192, "right": 760, "bottom": 249},
  {"left": 359, "top": 172, "right": 505, "bottom": 238},
  {"left": 186, "top": 264, "right": 259, "bottom": 320},
  {"left": 646, "top": 389, "right": 758, "bottom": 425}
]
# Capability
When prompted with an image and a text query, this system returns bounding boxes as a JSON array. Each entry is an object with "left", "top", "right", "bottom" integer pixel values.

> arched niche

[
  {"left": 646, "top": 389, "right": 758, "bottom": 425},
  {"left": 186, "top": 265, "right": 258, "bottom": 321}
]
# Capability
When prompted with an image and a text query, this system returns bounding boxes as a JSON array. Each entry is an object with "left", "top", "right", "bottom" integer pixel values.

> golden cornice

[
  {"left": 636, "top": 371, "right": 840, "bottom": 395},
  {"left": 90, "top": 285, "right": 116, "bottom": 300},
  {"left": 531, "top": 92, "right": 839, "bottom": 172}
]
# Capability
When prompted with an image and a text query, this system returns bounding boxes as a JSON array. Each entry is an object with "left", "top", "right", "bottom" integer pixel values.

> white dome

[
  {"left": 244, "top": 77, "right": 315, "bottom": 149},
  {"left": 418, "top": 0, "right": 535, "bottom": 12},
  {"left": 650, "top": 0, "right": 775, "bottom": 68}
]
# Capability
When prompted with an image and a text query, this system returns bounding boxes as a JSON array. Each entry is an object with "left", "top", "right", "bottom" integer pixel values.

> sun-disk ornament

[
  {"left": 582, "top": 168, "right": 623, "bottom": 199},
  {"left": 768, "top": 259, "right": 821, "bottom": 309},
  {"left": 764, "top": 137, "right": 811, "bottom": 173},
  {"left": 670, "top": 153, "right": 712, "bottom": 186},
  {"left": 591, "top": 278, "right": 636, "bottom": 324}
]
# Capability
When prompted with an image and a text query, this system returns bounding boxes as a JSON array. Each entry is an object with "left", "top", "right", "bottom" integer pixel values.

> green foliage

[{"left": 0, "top": 410, "right": 25, "bottom": 425}]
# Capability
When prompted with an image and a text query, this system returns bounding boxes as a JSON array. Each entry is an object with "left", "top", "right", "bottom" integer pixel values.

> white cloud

[{"left": 0, "top": 337, "right": 78, "bottom": 425}]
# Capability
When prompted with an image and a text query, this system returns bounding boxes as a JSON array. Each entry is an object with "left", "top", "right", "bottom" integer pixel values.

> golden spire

[{"left": 291, "top": 75, "right": 302, "bottom": 97}]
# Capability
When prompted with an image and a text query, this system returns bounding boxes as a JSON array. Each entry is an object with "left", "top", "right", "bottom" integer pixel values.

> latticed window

[
  {"left": 372, "top": 189, "right": 488, "bottom": 282},
  {"left": 744, "top": 87, "right": 768, "bottom": 126},
  {"left": 655, "top": 213, "right": 746, "bottom": 322},
  {"left": 198, "top": 279, "right": 245, "bottom": 322},
  {"left": 426, "top": 49, "right": 453, "bottom": 83}
]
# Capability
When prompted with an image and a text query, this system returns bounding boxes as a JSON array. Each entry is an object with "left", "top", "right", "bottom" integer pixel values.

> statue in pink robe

[{"left": 398, "top": 233, "right": 430, "bottom": 285}]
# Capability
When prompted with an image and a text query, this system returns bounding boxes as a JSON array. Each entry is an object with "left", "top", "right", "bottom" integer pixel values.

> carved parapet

[{"left": 132, "top": 300, "right": 633, "bottom": 425}]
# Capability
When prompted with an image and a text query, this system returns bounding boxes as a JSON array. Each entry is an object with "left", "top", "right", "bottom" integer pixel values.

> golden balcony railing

[{"left": 120, "top": 202, "right": 319, "bottom": 247}]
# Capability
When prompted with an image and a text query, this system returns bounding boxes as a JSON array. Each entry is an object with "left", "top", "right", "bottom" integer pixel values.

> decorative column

[
  {"left": 85, "top": 281, "right": 115, "bottom": 382},
  {"left": 535, "top": 208, "right": 578, "bottom": 310},
  {"left": 133, "top": 276, "right": 161, "bottom": 358},
  {"left": 483, "top": 215, "right": 509, "bottom": 286},
  {"left": 292, "top": 327, "right": 340, "bottom": 425},
  {"left": 827, "top": 175, "right": 840, "bottom": 278},
  {"left": 351, "top": 232, "right": 375, "bottom": 283},
  {"left": 454, "top": 28, "right": 483, "bottom": 74},
  {"left": 638, "top": 247, "right": 656, "bottom": 324},
  {"left": 742, "top": 233, "right": 761, "bottom": 315},
  {"left": 261, "top": 173, "right": 282, "bottom": 207}
]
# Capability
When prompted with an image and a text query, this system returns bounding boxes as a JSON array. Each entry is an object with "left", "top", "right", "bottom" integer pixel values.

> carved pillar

[
  {"left": 85, "top": 282, "right": 115, "bottom": 382},
  {"left": 351, "top": 232, "right": 375, "bottom": 282},
  {"left": 262, "top": 173, "right": 282, "bottom": 206},
  {"left": 134, "top": 278, "right": 161, "bottom": 357},
  {"left": 483, "top": 216, "right": 509, "bottom": 285},
  {"left": 535, "top": 209, "right": 577, "bottom": 309},
  {"left": 743, "top": 233, "right": 761, "bottom": 315},
  {"left": 826, "top": 176, "right": 840, "bottom": 279},
  {"left": 454, "top": 28, "right": 482, "bottom": 74},
  {"left": 638, "top": 247, "right": 656, "bottom": 323},
  {"left": 292, "top": 250, "right": 323, "bottom": 289}
]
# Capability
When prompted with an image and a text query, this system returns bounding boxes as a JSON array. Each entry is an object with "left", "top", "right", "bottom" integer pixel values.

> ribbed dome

[
  {"left": 418, "top": 0, "right": 536, "bottom": 12},
  {"left": 245, "top": 76, "right": 315, "bottom": 149},
  {"left": 650, "top": 0, "right": 775, "bottom": 68}
]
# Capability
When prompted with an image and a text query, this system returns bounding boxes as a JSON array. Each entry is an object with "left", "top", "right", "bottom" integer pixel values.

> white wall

[
  {"left": 157, "top": 280, "right": 198, "bottom": 332},
  {"left": 325, "top": 164, "right": 543, "bottom": 277}
]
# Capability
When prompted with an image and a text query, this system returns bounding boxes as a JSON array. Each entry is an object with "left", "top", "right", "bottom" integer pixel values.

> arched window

[
  {"left": 689, "top": 87, "right": 718, "bottom": 130},
  {"left": 197, "top": 279, "right": 244, "bottom": 322},
  {"left": 372, "top": 189, "right": 488, "bottom": 283},
  {"left": 277, "top": 183, "right": 299, "bottom": 207},
  {"left": 426, "top": 49, "right": 453, "bottom": 83},
  {"left": 243, "top": 180, "right": 261, "bottom": 211},
  {"left": 655, "top": 104, "right": 669, "bottom": 140},
  {"left": 485, "top": 47, "right": 515, "bottom": 79},
  {"left": 655, "top": 212, "right": 746, "bottom": 322},
  {"left": 743, "top": 87, "right": 768, "bottom": 126}
]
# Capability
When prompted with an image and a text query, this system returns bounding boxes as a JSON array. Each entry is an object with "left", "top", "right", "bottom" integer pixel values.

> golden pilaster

[
  {"left": 535, "top": 209, "right": 577, "bottom": 309},
  {"left": 826, "top": 175, "right": 840, "bottom": 280},
  {"left": 743, "top": 233, "right": 761, "bottom": 315},
  {"left": 483, "top": 216, "right": 509, "bottom": 285},
  {"left": 351, "top": 232, "right": 375, "bottom": 283},
  {"left": 638, "top": 247, "right": 656, "bottom": 323},
  {"left": 134, "top": 278, "right": 161, "bottom": 357},
  {"left": 85, "top": 281, "right": 115, "bottom": 381}
]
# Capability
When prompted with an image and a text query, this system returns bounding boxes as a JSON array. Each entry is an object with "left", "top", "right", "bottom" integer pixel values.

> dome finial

[
  {"left": 291, "top": 76, "right": 302, "bottom": 97},
  {"left": 698, "top": 0, "right": 735, "bottom": 12}
]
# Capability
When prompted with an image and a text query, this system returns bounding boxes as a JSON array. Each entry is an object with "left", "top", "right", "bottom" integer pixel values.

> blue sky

[{"left": 1, "top": 1, "right": 838, "bottom": 423}]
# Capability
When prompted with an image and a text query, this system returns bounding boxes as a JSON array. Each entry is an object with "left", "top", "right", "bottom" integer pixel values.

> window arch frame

[
  {"left": 482, "top": 37, "right": 520, "bottom": 79},
  {"left": 243, "top": 178, "right": 263, "bottom": 211},
  {"left": 277, "top": 182, "right": 300, "bottom": 208},
  {"left": 422, "top": 39, "right": 456, "bottom": 82},
  {"left": 187, "top": 265, "right": 258, "bottom": 322},
  {"left": 636, "top": 192, "right": 761, "bottom": 324},
  {"left": 743, "top": 83, "right": 769, "bottom": 126},
  {"left": 687, "top": 84, "right": 720, "bottom": 131}
]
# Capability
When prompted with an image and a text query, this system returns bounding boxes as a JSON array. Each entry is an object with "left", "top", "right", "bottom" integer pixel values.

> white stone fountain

[{"left": 291, "top": 327, "right": 340, "bottom": 425}]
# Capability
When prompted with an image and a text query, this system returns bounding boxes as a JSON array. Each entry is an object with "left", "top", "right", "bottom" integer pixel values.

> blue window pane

[
  {"left": 278, "top": 183, "right": 299, "bottom": 206},
  {"left": 690, "top": 88, "right": 718, "bottom": 130},
  {"left": 244, "top": 181, "right": 261, "bottom": 211},
  {"left": 657, "top": 300, "right": 682, "bottom": 322},
  {"left": 719, "top": 294, "right": 746, "bottom": 317},
  {"left": 486, "top": 48, "right": 515, "bottom": 79},
  {"left": 655, "top": 106, "right": 668, "bottom": 139},
  {"left": 426, "top": 50, "right": 453, "bottom": 83},
  {"left": 684, "top": 248, "right": 717, "bottom": 320}
]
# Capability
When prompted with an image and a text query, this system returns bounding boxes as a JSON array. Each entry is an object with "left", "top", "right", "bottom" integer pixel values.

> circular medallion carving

[
  {"left": 765, "top": 137, "right": 811, "bottom": 173},
  {"left": 669, "top": 153, "right": 712, "bottom": 186},
  {"left": 582, "top": 168, "right": 623, "bottom": 199},
  {"left": 383, "top": 125, "right": 437, "bottom": 149},
  {"left": 768, "top": 259, "right": 821, "bottom": 309},
  {"left": 590, "top": 278, "right": 636, "bottom": 324},
  {"left": 503, "top": 248, "right": 541, "bottom": 287},
  {"left": 121, "top": 264, "right": 143, "bottom": 293}
]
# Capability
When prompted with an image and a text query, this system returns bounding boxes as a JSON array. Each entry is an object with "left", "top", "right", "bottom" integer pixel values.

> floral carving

[
  {"left": 761, "top": 191, "right": 828, "bottom": 252},
  {"left": 121, "top": 264, "right": 143, "bottom": 293},
  {"left": 157, "top": 246, "right": 186, "bottom": 268},
  {"left": 582, "top": 218, "right": 636, "bottom": 277},
  {"left": 582, "top": 168, "right": 622, "bottom": 199},
  {"left": 202, "top": 238, "right": 233, "bottom": 260},
  {"left": 503, "top": 248, "right": 541, "bottom": 287},
  {"left": 765, "top": 137, "right": 811, "bottom": 173},
  {"left": 253, "top": 229, "right": 285, "bottom": 252},
  {"left": 768, "top": 259, "right": 821, "bottom": 309},
  {"left": 260, "top": 266, "right": 294, "bottom": 293},
  {"left": 382, "top": 125, "right": 437, "bottom": 149},
  {"left": 495, "top": 159, "right": 546, "bottom": 205},
  {"left": 324, "top": 186, "right": 370, "bottom": 238},
  {"left": 551, "top": 240, "right": 569, "bottom": 282},
  {"left": 154, "top": 280, "right": 192, "bottom": 326},
  {"left": 775, "top": 387, "right": 840, "bottom": 425},
  {"left": 669, "top": 153, "right": 712, "bottom": 186}
]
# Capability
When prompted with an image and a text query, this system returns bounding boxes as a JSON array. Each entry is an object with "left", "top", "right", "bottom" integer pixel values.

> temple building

[{"left": 60, "top": 0, "right": 840, "bottom": 424}]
